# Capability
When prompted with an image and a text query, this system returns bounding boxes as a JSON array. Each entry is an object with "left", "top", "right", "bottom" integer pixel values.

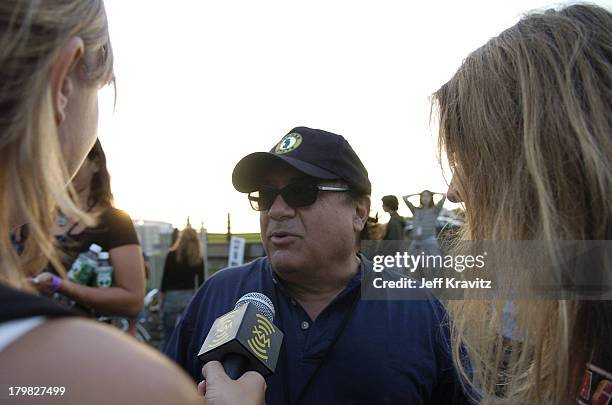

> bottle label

[{"left": 96, "top": 267, "right": 113, "bottom": 288}]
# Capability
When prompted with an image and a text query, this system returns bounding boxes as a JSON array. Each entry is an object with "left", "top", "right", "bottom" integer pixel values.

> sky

[{"left": 97, "top": 0, "right": 612, "bottom": 233}]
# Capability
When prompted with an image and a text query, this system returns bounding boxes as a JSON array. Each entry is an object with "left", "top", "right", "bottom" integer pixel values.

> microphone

[{"left": 197, "top": 292, "right": 284, "bottom": 380}]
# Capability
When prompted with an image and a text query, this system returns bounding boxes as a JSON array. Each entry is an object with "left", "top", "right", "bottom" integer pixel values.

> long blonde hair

[
  {"left": 0, "top": 0, "right": 113, "bottom": 290},
  {"left": 171, "top": 227, "right": 203, "bottom": 268},
  {"left": 433, "top": 4, "right": 612, "bottom": 404}
]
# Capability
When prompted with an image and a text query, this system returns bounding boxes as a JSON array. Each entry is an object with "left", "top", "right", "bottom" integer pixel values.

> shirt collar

[{"left": 267, "top": 255, "right": 364, "bottom": 299}]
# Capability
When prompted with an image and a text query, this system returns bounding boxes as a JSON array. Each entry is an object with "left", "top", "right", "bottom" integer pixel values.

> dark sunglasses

[{"left": 248, "top": 181, "right": 352, "bottom": 211}]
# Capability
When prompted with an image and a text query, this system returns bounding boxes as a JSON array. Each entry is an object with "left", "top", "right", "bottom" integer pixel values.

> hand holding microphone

[
  {"left": 197, "top": 292, "right": 283, "bottom": 404},
  {"left": 198, "top": 361, "right": 266, "bottom": 405}
]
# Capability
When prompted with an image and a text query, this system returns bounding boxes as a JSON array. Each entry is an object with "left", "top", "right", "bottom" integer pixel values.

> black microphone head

[{"left": 235, "top": 292, "right": 274, "bottom": 322}]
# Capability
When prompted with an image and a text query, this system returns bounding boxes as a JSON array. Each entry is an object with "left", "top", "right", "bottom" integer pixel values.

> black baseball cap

[{"left": 232, "top": 127, "right": 371, "bottom": 194}]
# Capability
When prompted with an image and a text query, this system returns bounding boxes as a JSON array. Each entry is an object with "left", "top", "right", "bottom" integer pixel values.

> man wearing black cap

[{"left": 165, "top": 127, "right": 469, "bottom": 404}]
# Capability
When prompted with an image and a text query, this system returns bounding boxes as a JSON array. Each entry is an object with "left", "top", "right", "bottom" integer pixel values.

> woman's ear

[
  {"left": 353, "top": 195, "right": 371, "bottom": 233},
  {"left": 91, "top": 156, "right": 101, "bottom": 174},
  {"left": 49, "top": 37, "right": 84, "bottom": 125}
]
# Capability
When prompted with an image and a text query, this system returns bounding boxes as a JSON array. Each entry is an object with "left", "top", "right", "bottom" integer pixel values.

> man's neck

[{"left": 279, "top": 255, "right": 361, "bottom": 321}]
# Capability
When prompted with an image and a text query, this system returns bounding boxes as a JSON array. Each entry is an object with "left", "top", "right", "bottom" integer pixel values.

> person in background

[
  {"left": 143, "top": 253, "right": 152, "bottom": 281},
  {"left": 160, "top": 226, "right": 204, "bottom": 348},
  {"left": 381, "top": 195, "right": 404, "bottom": 240},
  {"left": 0, "top": 1, "right": 205, "bottom": 403},
  {"left": 434, "top": 4, "right": 611, "bottom": 404},
  {"left": 402, "top": 190, "right": 446, "bottom": 258},
  {"left": 365, "top": 214, "right": 386, "bottom": 240},
  {"left": 32, "top": 139, "right": 146, "bottom": 324},
  {"left": 171, "top": 227, "right": 180, "bottom": 246}
]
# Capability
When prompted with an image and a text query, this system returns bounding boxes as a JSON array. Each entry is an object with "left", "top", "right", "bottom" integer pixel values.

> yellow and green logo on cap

[{"left": 274, "top": 133, "right": 302, "bottom": 154}]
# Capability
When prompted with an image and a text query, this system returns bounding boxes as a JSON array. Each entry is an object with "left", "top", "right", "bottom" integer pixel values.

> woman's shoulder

[
  {"left": 165, "top": 249, "right": 178, "bottom": 262},
  {"left": 95, "top": 206, "right": 140, "bottom": 249},
  {"left": 99, "top": 206, "right": 134, "bottom": 224},
  {"left": 0, "top": 317, "right": 202, "bottom": 404}
]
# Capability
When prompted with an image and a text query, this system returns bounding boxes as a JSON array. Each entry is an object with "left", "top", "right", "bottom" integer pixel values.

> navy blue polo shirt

[{"left": 164, "top": 256, "right": 470, "bottom": 404}]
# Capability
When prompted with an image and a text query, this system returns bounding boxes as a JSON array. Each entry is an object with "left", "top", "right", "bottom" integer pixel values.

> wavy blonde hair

[
  {"left": 0, "top": 0, "right": 113, "bottom": 291},
  {"left": 171, "top": 227, "right": 203, "bottom": 268},
  {"left": 433, "top": 4, "right": 612, "bottom": 404}
]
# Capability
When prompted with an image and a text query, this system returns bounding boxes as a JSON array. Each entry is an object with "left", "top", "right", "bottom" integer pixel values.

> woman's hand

[
  {"left": 31, "top": 272, "right": 62, "bottom": 296},
  {"left": 198, "top": 361, "right": 266, "bottom": 405},
  {"left": 55, "top": 245, "right": 145, "bottom": 317}
]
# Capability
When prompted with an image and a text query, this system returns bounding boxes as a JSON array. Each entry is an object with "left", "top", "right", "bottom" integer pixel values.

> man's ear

[
  {"left": 49, "top": 37, "right": 84, "bottom": 125},
  {"left": 353, "top": 195, "right": 371, "bottom": 233}
]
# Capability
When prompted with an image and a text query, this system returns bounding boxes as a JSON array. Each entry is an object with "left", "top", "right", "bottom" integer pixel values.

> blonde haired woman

[
  {"left": 161, "top": 226, "right": 205, "bottom": 347},
  {"left": 0, "top": 1, "right": 262, "bottom": 403},
  {"left": 433, "top": 4, "right": 611, "bottom": 404}
]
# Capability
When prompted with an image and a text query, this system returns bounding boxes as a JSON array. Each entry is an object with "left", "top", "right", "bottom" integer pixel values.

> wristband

[{"left": 50, "top": 275, "right": 62, "bottom": 292}]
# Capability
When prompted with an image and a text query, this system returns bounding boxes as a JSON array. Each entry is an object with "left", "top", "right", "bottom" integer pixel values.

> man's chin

[{"left": 268, "top": 251, "right": 303, "bottom": 276}]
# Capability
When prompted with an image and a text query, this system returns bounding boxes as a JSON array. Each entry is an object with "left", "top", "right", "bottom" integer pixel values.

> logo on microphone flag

[
  {"left": 247, "top": 314, "right": 275, "bottom": 361},
  {"left": 205, "top": 308, "right": 241, "bottom": 351}
]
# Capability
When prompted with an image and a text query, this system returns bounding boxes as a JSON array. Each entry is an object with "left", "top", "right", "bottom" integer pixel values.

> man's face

[{"left": 258, "top": 164, "right": 361, "bottom": 280}]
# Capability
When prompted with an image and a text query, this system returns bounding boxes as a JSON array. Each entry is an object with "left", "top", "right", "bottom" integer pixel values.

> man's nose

[{"left": 267, "top": 193, "right": 296, "bottom": 220}]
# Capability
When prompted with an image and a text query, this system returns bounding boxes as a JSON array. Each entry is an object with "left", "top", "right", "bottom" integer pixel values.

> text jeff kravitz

[{"left": 372, "top": 277, "right": 492, "bottom": 289}]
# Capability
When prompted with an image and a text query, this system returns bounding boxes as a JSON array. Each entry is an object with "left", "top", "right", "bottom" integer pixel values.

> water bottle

[
  {"left": 96, "top": 251, "right": 113, "bottom": 288},
  {"left": 67, "top": 243, "right": 102, "bottom": 285}
]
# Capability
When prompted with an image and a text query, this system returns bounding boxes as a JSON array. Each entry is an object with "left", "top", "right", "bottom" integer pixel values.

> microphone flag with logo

[{"left": 197, "top": 292, "right": 284, "bottom": 379}]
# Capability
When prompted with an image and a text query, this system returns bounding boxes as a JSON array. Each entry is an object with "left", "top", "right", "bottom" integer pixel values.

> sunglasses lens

[
  {"left": 248, "top": 182, "right": 320, "bottom": 211},
  {"left": 248, "top": 191, "right": 262, "bottom": 211},
  {"left": 283, "top": 183, "right": 318, "bottom": 207},
  {"left": 250, "top": 187, "right": 281, "bottom": 211},
  {"left": 248, "top": 190, "right": 272, "bottom": 211}
]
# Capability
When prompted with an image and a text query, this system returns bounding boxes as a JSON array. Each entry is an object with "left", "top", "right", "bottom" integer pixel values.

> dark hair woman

[
  {"left": 402, "top": 190, "right": 446, "bottom": 260},
  {"left": 32, "top": 139, "right": 147, "bottom": 324}
]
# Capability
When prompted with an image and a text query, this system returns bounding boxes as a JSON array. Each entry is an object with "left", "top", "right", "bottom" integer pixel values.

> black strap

[
  {"left": 0, "top": 283, "right": 79, "bottom": 323},
  {"left": 276, "top": 289, "right": 291, "bottom": 405},
  {"left": 276, "top": 285, "right": 361, "bottom": 405}
]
